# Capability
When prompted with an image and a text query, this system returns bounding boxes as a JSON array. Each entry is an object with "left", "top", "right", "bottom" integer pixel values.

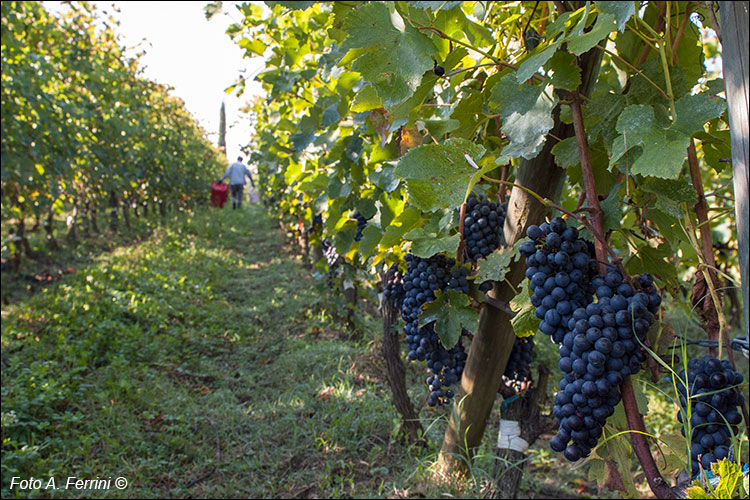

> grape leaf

[
  {"left": 596, "top": 1, "right": 635, "bottom": 32},
  {"left": 600, "top": 184, "right": 622, "bottom": 232},
  {"left": 351, "top": 85, "right": 383, "bottom": 112},
  {"left": 670, "top": 93, "right": 726, "bottom": 137},
  {"left": 265, "top": 1, "right": 314, "bottom": 10},
  {"left": 321, "top": 103, "right": 341, "bottom": 128},
  {"left": 516, "top": 42, "right": 560, "bottom": 83},
  {"left": 449, "top": 90, "right": 484, "bottom": 139},
  {"left": 500, "top": 83, "right": 558, "bottom": 159},
  {"left": 551, "top": 136, "right": 580, "bottom": 168},
  {"left": 615, "top": 104, "right": 655, "bottom": 136},
  {"left": 566, "top": 13, "right": 616, "bottom": 55},
  {"left": 394, "top": 138, "right": 486, "bottom": 211},
  {"left": 333, "top": 220, "right": 358, "bottom": 255},
  {"left": 341, "top": 3, "right": 437, "bottom": 108},
  {"left": 475, "top": 240, "right": 521, "bottom": 283},
  {"left": 611, "top": 105, "right": 692, "bottom": 178},
  {"left": 648, "top": 208, "right": 681, "bottom": 243},
  {"left": 711, "top": 459, "right": 747, "bottom": 499},
  {"left": 408, "top": 1, "right": 463, "bottom": 11},
  {"left": 375, "top": 166, "right": 400, "bottom": 193},
  {"left": 379, "top": 206, "right": 422, "bottom": 249},
  {"left": 403, "top": 214, "right": 460, "bottom": 257},
  {"left": 548, "top": 51, "right": 582, "bottom": 91},
  {"left": 408, "top": 232, "right": 461, "bottom": 257},
  {"left": 358, "top": 224, "right": 383, "bottom": 260},
  {"left": 424, "top": 119, "right": 461, "bottom": 138},
  {"left": 490, "top": 75, "right": 559, "bottom": 158},
  {"left": 489, "top": 73, "right": 547, "bottom": 120},
  {"left": 641, "top": 178, "right": 697, "bottom": 204},
  {"left": 509, "top": 278, "right": 539, "bottom": 338},
  {"left": 238, "top": 37, "right": 266, "bottom": 57},
  {"left": 631, "top": 128, "right": 690, "bottom": 179},
  {"left": 625, "top": 244, "right": 678, "bottom": 282},
  {"left": 420, "top": 290, "right": 478, "bottom": 349},
  {"left": 290, "top": 131, "right": 315, "bottom": 151}
]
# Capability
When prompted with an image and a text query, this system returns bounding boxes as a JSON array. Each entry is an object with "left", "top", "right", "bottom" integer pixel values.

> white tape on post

[{"left": 497, "top": 419, "right": 529, "bottom": 453}]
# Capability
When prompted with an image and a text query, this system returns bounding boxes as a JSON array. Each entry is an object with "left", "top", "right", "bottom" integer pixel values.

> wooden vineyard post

[{"left": 720, "top": 1, "right": 749, "bottom": 332}]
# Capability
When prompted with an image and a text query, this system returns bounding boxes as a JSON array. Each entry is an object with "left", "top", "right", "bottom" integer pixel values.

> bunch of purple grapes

[
  {"left": 462, "top": 193, "right": 507, "bottom": 262},
  {"left": 675, "top": 355, "right": 745, "bottom": 476},
  {"left": 520, "top": 217, "right": 662, "bottom": 462},
  {"left": 401, "top": 253, "right": 470, "bottom": 406}
]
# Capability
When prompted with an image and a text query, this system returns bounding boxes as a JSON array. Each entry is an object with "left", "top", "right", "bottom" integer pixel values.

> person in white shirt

[{"left": 219, "top": 156, "right": 255, "bottom": 209}]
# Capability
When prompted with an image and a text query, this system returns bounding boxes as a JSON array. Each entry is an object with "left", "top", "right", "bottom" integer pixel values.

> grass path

[
  {"left": 2, "top": 205, "right": 439, "bottom": 498},
  {"left": 2, "top": 205, "right": 616, "bottom": 499}
]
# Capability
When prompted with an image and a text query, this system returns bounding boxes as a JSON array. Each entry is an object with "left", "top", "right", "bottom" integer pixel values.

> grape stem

[
  {"left": 483, "top": 295, "right": 517, "bottom": 317},
  {"left": 444, "top": 63, "right": 496, "bottom": 78},
  {"left": 407, "top": 20, "right": 546, "bottom": 83},
  {"left": 569, "top": 89, "right": 675, "bottom": 498},
  {"left": 458, "top": 202, "right": 467, "bottom": 263},
  {"left": 687, "top": 139, "right": 723, "bottom": 360}
]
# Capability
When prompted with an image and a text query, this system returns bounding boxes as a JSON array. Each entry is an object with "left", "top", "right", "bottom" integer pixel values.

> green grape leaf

[
  {"left": 648, "top": 209, "right": 681, "bottom": 243},
  {"left": 351, "top": 85, "right": 382, "bottom": 112},
  {"left": 358, "top": 224, "right": 383, "bottom": 259},
  {"left": 684, "top": 485, "right": 712, "bottom": 499},
  {"left": 711, "top": 459, "right": 746, "bottom": 499},
  {"left": 587, "top": 459, "right": 607, "bottom": 492},
  {"left": 490, "top": 75, "right": 559, "bottom": 158},
  {"left": 379, "top": 206, "right": 422, "bottom": 249},
  {"left": 600, "top": 184, "right": 622, "bottom": 233},
  {"left": 548, "top": 51, "right": 582, "bottom": 91},
  {"left": 424, "top": 119, "right": 461, "bottom": 138},
  {"left": 333, "top": 220, "right": 358, "bottom": 255},
  {"left": 489, "top": 73, "right": 547, "bottom": 120},
  {"left": 340, "top": 3, "right": 401, "bottom": 50},
  {"left": 625, "top": 243, "right": 678, "bottom": 282},
  {"left": 394, "top": 138, "right": 486, "bottom": 211},
  {"left": 509, "top": 278, "right": 540, "bottom": 338},
  {"left": 475, "top": 240, "right": 521, "bottom": 284},
  {"left": 516, "top": 42, "right": 560, "bottom": 83},
  {"left": 355, "top": 197, "right": 378, "bottom": 219},
  {"left": 404, "top": 211, "right": 460, "bottom": 258},
  {"left": 611, "top": 105, "right": 692, "bottom": 178},
  {"left": 653, "top": 196, "right": 686, "bottom": 219},
  {"left": 615, "top": 104, "right": 655, "bottom": 137},
  {"left": 341, "top": 3, "right": 437, "bottom": 108},
  {"left": 641, "top": 178, "right": 697, "bottom": 204},
  {"left": 551, "top": 136, "right": 580, "bottom": 168},
  {"left": 408, "top": 231, "right": 461, "bottom": 258},
  {"left": 450, "top": 91, "right": 484, "bottom": 139},
  {"left": 291, "top": 131, "right": 315, "bottom": 151},
  {"left": 630, "top": 128, "right": 690, "bottom": 179},
  {"left": 265, "top": 1, "right": 314, "bottom": 10},
  {"left": 321, "top": 103, "right": 342, "bottom": 128},
  {"left": 500, "top": 83, "right": 559, "bottom": 159},
  {"left": 596, "top": 1, "right": 635, "bottom": 32},
  {"left": 671, "top": 93, "right": 726, "bottom": 137},
  {"left": 376, "top": 166, "right": 400, "bottom": 193},
  {"left": 238, "top": 37, "right": 267, "bottom": 57},
  {"left": 389, "top": 74, "right": 439, "bottom": 126},
  {"left": 420, "top": 290, "right": 479, "bottom": 349},
  {"left": 408, "top": 1, "right": 463, "bottom": 11},
  {"left": 566, "top": 13, "right": 616, "bottom": 55}
]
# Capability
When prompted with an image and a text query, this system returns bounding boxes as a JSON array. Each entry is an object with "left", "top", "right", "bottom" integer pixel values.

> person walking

[{"left": 219, "top": 156, "right": 255, "bottom": 209}]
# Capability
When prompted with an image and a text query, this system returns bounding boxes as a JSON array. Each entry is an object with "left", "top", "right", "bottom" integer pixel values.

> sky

[{"left": 45, "top": 1, "right": 266, "bottom": 163}]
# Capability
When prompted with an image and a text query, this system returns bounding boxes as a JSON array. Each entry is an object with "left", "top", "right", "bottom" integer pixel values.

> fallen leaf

[{"left": 319, "top": 386, "right": 335, "bottom": 401}]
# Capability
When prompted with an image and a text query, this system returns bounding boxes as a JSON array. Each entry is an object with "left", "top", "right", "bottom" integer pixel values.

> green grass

[
  {"left": 2, "top": 204, "right": 630, "bottom": 499},
  {"left": 1, "top": 205, "right": 441, "bottom": 498}
]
